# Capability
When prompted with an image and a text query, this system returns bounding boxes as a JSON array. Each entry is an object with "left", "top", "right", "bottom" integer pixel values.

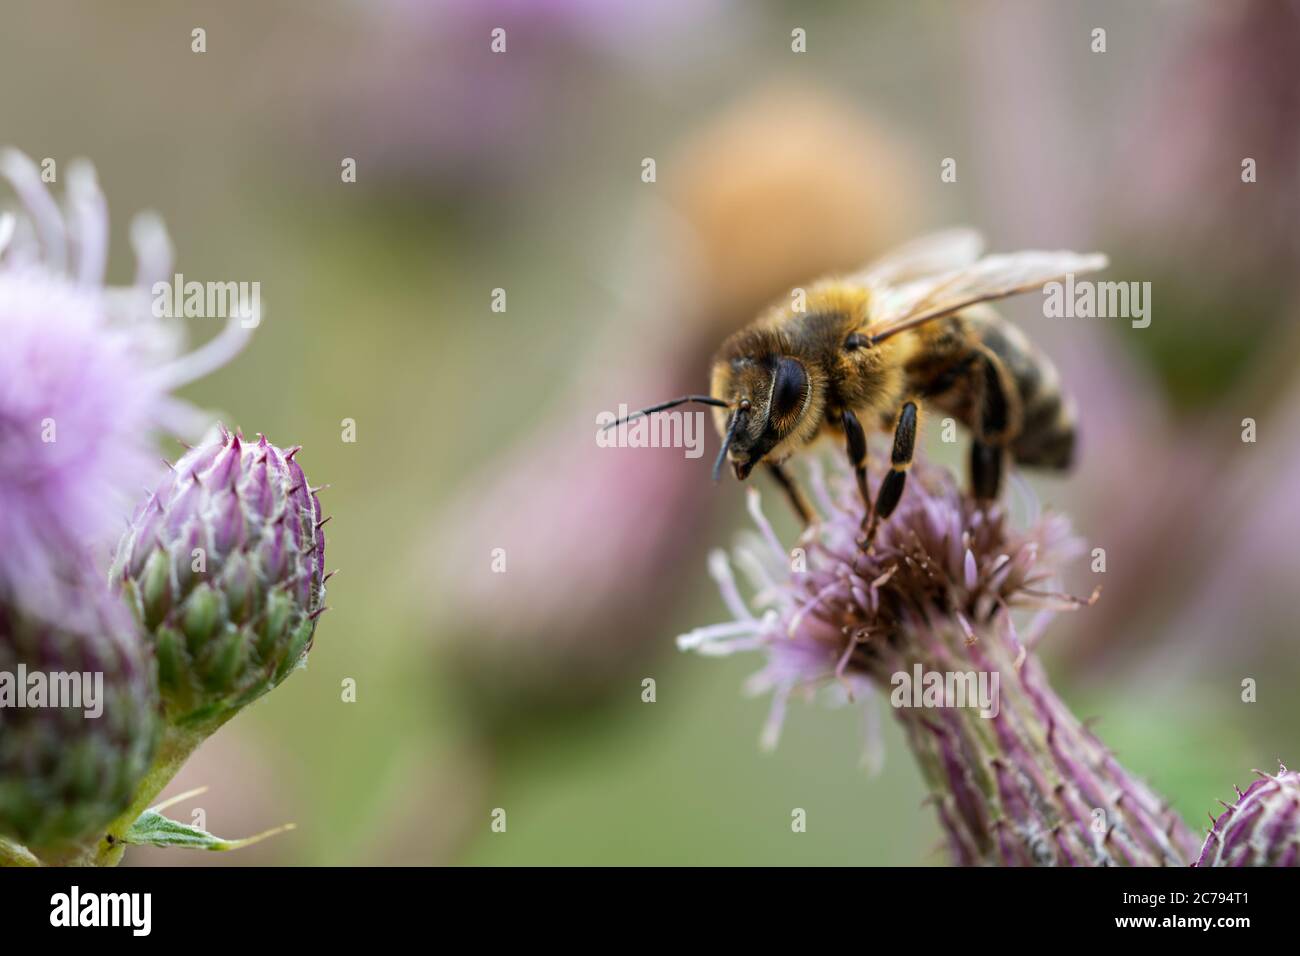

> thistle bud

[
  {"left": 1196, "top": 768, "right": 1300, "bottom": 867},
  {"left": 112, "top": 427, "right": 327, "bottom": 729},
  {"left": 0, "top": 582, "right": 158, "bottom": 851}
]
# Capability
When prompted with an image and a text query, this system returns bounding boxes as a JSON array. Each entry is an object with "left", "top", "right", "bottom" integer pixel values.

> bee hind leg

[
  {"left": 969, "top": 347, "right": 1016, "bottom": 503},
  {"left": 863, "top": 400, "right": 919, "bottom": 546},
  {"left": 969, "top": 441, "right": 1003, "bottom": 501},
  {"left": 764, "top": 460, "right": 817, "bottom": 527}
]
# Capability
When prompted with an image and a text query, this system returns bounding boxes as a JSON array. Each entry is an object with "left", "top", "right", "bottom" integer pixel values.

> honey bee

[{"left": 607, "top": 229, "right": 1107, "bottom": 537}]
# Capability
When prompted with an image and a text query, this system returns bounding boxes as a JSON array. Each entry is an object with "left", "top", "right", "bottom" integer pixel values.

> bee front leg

[
  {"left": 840, "top": 408, "right": 871, "bottom": 518},
  {"left": 863, "top": 400, "right": 918, "bottom": 544},
  {"left": 764, "top": 460, "right": 817, "bottom": 527}
]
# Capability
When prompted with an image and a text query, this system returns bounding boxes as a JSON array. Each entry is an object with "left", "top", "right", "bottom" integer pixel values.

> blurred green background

[{"left": 4, "top": 0, "right": 1297, "bottom": 864}]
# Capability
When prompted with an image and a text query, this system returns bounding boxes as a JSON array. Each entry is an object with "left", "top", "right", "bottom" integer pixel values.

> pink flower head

[
  {"left": 0, "top": 149, "right": 251, "bottom": 604},
  {"left": 679, "top": 455, "right": 1197, "bottom": 865},
  {"left": 678, "top": 456, "right": 1083, "bottom": 758}
]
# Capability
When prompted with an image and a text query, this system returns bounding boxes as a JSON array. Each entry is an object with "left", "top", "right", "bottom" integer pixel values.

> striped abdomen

[
  {"left": 967, "top": 311, "right": 1075, "bottom": 469},
  {"left": 905, "top": 307, "right": 1076, "bottom": 470}
]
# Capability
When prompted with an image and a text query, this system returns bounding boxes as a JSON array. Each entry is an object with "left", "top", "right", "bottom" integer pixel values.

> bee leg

[
  {"left": 970, "top": 441, "right": 1003, "bottom": 501},
  {"left": 861, "top": 401, "right": 919, "bottom": 545},
  {"left": 969, "top": 348, "right": 1016, "bottom": 502},
  {"left": 840, "top": 408, "right": 871, "bottom": 517},
  {"left": 765, "top": 460, "right": 817, "bottom": 527}
]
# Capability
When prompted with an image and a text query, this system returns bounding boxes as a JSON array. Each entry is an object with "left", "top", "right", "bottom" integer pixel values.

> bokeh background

[{"left": 4, "top": 0, "right": 1297, "bottom": 865}]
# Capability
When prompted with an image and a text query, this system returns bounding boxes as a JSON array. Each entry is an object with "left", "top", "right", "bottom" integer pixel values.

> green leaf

[
  {"left": 0, "top": 835, "right": 39, "bottom": 867},
  {"left": 120, "top": 792, "right": 294, "bottom": 852}
]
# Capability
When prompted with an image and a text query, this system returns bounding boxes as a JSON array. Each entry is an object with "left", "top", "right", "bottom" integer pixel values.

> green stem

[
  {"left": 89, "top": 725, "right": 209, "bottom": 866},
  {"left": 34, "top": 724, "right": 214, "bottom": 866}
]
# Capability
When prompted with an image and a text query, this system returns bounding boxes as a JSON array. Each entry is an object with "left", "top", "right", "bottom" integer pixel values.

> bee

[{"left": 607, "top": 229, "right": 1107, "bottom": 537}]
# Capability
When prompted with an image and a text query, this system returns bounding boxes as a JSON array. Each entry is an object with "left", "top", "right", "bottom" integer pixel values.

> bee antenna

[
  {"left": 712, "top": 407, "right": 747, "bottom": 482},
  {"left": 600, "top": 394, "right": 730, "bottom": 432}
]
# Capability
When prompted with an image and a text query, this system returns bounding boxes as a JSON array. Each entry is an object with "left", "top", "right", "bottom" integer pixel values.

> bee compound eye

[{"left": 771, "top": 358, "right": 807, "bottom": 422}]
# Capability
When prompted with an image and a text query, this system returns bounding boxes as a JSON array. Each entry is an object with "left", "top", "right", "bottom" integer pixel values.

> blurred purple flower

[
  {"left": 1115, "top": 2, "right": 1300, "bottom": 291},
  {"left": 0, "top": 149, "right": 250, "bottom": 604},
  {"left": 306, "top": 0, "right": 731, "bottom": 192},
  {"left": 1132, "top": 373, "right": 1300, "bottom": 681},
  {"left": 429, "top": 338, "right": 716, "bottom": 714},
  {"left": 958, "top": 1, "right": 1300, "bottom": 675},
  {"left": 0, "top": 566, "right": 158, "bottom": 854},
  {"left": 382, "top": 0, "right": 723, "bottom": 48}
]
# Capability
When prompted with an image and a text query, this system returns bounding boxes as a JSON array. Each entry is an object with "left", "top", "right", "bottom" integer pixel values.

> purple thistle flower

[
  {"left": 0, "top": 149, "right": 251, "bottom": 604},
  {"left": 1196, "top": 767, "right": 1300, "bottom": 867},
  {"left": 679, "top": 454, "right": 1200, "bottom": 866}
]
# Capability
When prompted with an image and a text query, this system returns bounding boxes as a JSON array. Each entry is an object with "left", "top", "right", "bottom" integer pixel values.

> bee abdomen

[
  {"left": 972, "top": 314, "right": 1075, "bottom": 470},
  {"left": 1012, "top": 391, "right": 1075, "bottom": 469}
]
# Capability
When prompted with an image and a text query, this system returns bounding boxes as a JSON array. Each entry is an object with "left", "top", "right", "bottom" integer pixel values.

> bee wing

[
  {"left": 854, "top": 228, "right": 986, "bottom": 286},
  {"left": 866, "top": 249, "right": 1109, "bottom": 342}
]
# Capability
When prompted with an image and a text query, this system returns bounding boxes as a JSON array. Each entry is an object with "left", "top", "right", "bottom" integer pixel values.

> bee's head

[{"left": 711, "top": 354, "right": 812, "bottom": 481}]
